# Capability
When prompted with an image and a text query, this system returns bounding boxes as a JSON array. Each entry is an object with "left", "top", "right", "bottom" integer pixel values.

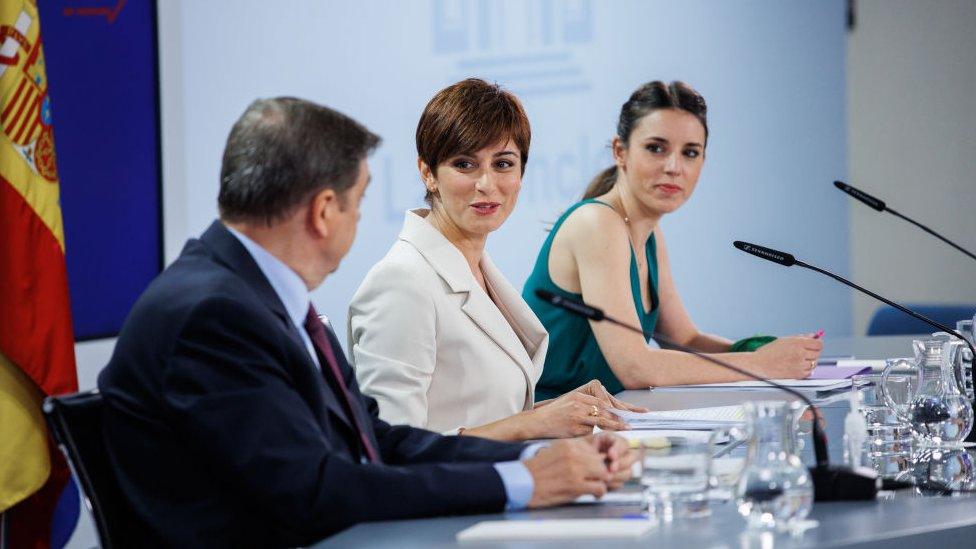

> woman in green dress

[{"left": 523, "top": 81, "right": 824, "bottom": 399}]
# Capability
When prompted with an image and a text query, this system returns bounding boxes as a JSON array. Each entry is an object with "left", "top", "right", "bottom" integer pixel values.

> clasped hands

[
  {"left": 524, "top": 431, "right": 635, "bottom": 507},
  {"left": 524, "top": 380, "right": 645, "bottom": 507}
]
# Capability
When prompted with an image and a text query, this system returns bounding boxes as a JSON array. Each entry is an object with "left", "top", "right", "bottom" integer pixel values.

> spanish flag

[{"left": 1, "top": 1, "right": 79, "bottom": 547}]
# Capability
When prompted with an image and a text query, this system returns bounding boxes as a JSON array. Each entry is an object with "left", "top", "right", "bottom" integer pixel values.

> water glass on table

[
  {"left": 852, "top": 369, "right": 915, "bottom": 455},
  {"left": 956, "top": 319, "right": 974, "bottom": 401},
  {"left": 639, "top": 438, "right": 712, "bottom": 521}
]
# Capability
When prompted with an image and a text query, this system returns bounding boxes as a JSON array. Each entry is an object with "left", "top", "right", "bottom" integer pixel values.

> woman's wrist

[
  {"left": 464, "top": 413, "right": 533, "bottom": 442},
  {"left": 514, "top": 408, "right": 541, "bottom": 440}
]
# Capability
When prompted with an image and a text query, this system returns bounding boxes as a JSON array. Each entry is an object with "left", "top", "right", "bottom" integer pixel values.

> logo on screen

[{"left": 430, "top": 0, "right": 593, "bottom": 97}]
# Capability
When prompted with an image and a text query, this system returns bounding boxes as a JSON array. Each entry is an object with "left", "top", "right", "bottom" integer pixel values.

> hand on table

[
  {"left": 524, "top": 438, "right": 611, "bottom": 507},
  {"left": 583, "top": 431, "right": 636, "bottom": 490},
  {"left": 754, "top": 336, "right": 824, "bottom": 379},
  {"left": 524, "top": 433, "right": 635, "bottom": 507},
  {"left": 526, "top": 389, "right": 629, "bottom": 438},
  {"left": 571, "top": 379, "right": 649, "bottom": 413}
]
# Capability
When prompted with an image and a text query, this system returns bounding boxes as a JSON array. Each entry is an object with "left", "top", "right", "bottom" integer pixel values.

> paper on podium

[
  {"left": 456, "top": 519, "right": 654, "bottom": 541},
  {"left": 610, "top": 404, "right": 744, "bottom": 430},
  {"left": 827, "top": 359, "right": 886, "bottom": 372},
  {"left": 574, "top": 491, "right": 645, "bottom": 505},
  {"left": 612, "top": 429, "right": 731, "bottom": 445},
  {"left": 652, "top": 377, "right": 853, "bottom": 393}
]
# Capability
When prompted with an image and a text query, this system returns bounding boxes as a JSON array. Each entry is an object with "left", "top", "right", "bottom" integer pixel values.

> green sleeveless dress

[{"left": 523, "top": 199, "right": 660, "bottom": 399}]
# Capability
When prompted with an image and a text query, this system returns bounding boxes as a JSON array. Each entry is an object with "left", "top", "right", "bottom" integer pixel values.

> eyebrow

[
  {"left": 493, "top": 150, "right": 518, "bottom": 157},
  {"left": 646, "top": 136, "right": 704, "bottom": 148}
]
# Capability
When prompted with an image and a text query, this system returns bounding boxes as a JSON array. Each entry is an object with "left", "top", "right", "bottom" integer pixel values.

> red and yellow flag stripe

[{"left": 0, "top": 1, "right": 78, "bottom": 547}]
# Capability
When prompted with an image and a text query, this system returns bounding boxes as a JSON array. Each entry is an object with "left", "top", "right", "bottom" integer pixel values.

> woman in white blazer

[{"left": 349, "top": 79, "right": 645, "bottom": 441}]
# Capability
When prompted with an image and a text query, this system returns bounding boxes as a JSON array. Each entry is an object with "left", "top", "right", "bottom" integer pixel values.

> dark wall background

[{"left": 39, "top": 0, "right": 162, "bottom": 340}]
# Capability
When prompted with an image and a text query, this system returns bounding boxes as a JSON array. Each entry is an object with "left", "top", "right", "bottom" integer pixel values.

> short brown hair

[
  {"left": 219, "top": 97, "right": 381, "bottom": 225},
  {"left": 415, "top": 78, "right": 531, "bottom": 203}
]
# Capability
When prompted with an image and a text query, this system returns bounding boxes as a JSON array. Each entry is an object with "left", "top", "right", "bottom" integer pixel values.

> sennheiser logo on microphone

[{"left": 743, "top": 244, "right": 787, "bottom": 263}]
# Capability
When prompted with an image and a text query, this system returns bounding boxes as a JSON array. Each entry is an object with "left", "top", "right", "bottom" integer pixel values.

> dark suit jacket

[{"left": 98, "top": 221, "right": 524, "bottom": 547}]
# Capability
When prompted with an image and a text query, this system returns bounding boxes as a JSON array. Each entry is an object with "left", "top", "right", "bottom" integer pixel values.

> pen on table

[{"left": 817, "top": 355, "right": 855, "bottom": 366}]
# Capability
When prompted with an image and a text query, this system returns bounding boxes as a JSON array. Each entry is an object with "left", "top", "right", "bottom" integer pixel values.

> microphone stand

[
  {"left": 535, "top": 290, "right": 878, "bottom": 502},
  {"left": 731, "top": 241, "right": 976, "bottom": 393},
  {"left": 834, "top": 181, "right": 976, "bottom": 262},
  {"left": 734, "top": 241, "right": 976, "bottom": 443}
]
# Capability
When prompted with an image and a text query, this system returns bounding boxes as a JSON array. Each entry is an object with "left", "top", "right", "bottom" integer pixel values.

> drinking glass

[
  {"left": 956, "top": 319, "right": 974, "bottom": 401},
  {"left": 853, "top": 371, "right": 913, "bottom": 455},
  {"left": 640, "top": 438, "right": 712, "bottom": 520}
]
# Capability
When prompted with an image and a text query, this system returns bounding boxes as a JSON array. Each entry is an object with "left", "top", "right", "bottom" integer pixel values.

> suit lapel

[
  {"left": 284, "top": 321, "right": 355, "bottom": 431},
  {"left": 198, "top": 221, "right": 355, "bottom": 432},
  {"left": 320, "top": 322, "right": 381, "bottom": 457},
  {"left": 398, "top": 210, "right": 539, "bottom": 407}
]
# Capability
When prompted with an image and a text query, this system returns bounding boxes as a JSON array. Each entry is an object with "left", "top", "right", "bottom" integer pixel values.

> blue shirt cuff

[{"left": 493, "top": 442, "right": 549, "bottom": 510}]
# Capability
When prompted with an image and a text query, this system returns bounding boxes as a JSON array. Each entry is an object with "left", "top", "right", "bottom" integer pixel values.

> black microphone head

[
  {"left": 534, "top": 289, "right": 557, "bottom": 303},
  {"left": 834, "top": 180, "right": 885, "bottom": 212},
  {"left": 534, "top": 288, "right": 604, "bottom": 321},
  {"left": 733, "top": 241, "right": 796, "bottom": 267}
]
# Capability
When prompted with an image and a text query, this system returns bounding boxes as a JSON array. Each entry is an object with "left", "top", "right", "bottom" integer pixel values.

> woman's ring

[{"left": 589, "top": 405, "right": 600, "bottom": 417}]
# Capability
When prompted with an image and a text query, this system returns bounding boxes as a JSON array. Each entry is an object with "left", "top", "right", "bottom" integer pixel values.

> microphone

[
  {"left": 534, "top": 289, "right": 878, "bottom": 502},
  {"left": 732, "top": 241, "right": 976, "bottom": 364},
  {"left": 834, "top": 180, "right": 976, "bottom": 262},
  {"left": 733, "top": 241, "right": 976, "bottom": 446}
]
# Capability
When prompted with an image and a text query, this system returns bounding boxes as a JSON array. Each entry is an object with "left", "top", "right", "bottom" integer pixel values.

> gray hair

[{"left": 218, "top": 97, "right": 380, "bottom": 225}]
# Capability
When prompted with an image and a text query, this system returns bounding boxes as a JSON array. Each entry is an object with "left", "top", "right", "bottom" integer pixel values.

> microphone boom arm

[{"left": 794, "top": 259, "right": 976, "bottom": 361}]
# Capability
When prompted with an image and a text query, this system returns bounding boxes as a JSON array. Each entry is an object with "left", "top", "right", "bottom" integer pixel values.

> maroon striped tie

[{"left": 303, "top": 305, "right": 379, "bottom": 463}]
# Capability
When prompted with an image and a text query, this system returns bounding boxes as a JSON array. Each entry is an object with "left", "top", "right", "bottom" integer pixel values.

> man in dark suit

[{"left": 98, "top": 97, "right": 633, "bottom": 547}]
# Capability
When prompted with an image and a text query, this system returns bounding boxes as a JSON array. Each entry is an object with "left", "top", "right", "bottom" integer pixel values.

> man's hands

[
  {"left": 524, "top": 432, "right": 635, "bottom": 508},
  {"left": 585, "top": 431, "right": 635, "bottom": 490}
]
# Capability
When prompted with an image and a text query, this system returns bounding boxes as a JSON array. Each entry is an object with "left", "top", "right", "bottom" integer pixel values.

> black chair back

[{"left": 43, "top": 390, "right": 142, "bottom": 549}]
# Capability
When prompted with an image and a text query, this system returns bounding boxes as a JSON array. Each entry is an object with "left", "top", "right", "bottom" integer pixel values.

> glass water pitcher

[
  {"left": 735, "top": 401, "right": 814, "bottom": 530},
  {"left": 899, "top": 338, "right": 975, "bottom": 445}
]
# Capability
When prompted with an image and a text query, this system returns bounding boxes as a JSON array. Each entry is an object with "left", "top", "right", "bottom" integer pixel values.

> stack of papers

[
  {"left": 574, "top": 491, "right": 645, "bottom": 505},
  {"left": 817, "top": 356, "right": 885, "bottom": 372},
  {"left": 610, "top": 428, "right": 730, "bottom": 445},
  {"left": 646, "top": 367, "right": 871, "bottom": 395},
  {"left": 610, "top": 405, "right": 744, "bottom": 430},
  {"left": 456, "top": 519, "right": 654, "bottom": 541},
  {"left": 652, "top": 377, "right": 853, "bottom": 393}
]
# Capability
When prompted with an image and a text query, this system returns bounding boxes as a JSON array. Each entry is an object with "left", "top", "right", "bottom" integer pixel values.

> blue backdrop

[{"left": 40, "top": 0, "right": 162, "bottom": 340}]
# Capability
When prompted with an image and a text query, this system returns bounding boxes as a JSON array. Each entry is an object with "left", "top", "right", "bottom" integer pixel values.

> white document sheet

[
  {"left": 651, "top": 378, "right": 852, "bottom": 392},
  {"left": 456, "top": 519, "right": 655, "bottom": 541},
  {"left": 610, "top": 404, "right": 745, "bottom": 430},
  {"left": 573, "top": 491, "right": 645, "bottom": 505},
  {"left": 612, "top": 429, "right": 731, "bottom": 445}
]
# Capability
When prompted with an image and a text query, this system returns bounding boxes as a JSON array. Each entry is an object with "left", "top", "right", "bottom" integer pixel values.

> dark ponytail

[{"left": 583, "top": 81, "right": 708, "bottom": 200}]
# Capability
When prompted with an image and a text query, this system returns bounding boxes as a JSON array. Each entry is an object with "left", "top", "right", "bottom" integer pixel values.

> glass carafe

[
  {"left": 735, "top": 401, "right": 813, "bottom": 530},
  {"left": 904, "top": 338, "right": 974, "bottom": 445},
  {"left": 955, "top": 320, "right": 975, "bottom": 401},
  {"left": 910, "top": 447, "right": 976, "bottom": 494}
]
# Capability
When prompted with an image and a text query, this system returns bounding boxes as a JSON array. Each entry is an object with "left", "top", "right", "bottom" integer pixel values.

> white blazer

[{"left": 348, "top": 209, "right": 549, "bottom": 434}]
